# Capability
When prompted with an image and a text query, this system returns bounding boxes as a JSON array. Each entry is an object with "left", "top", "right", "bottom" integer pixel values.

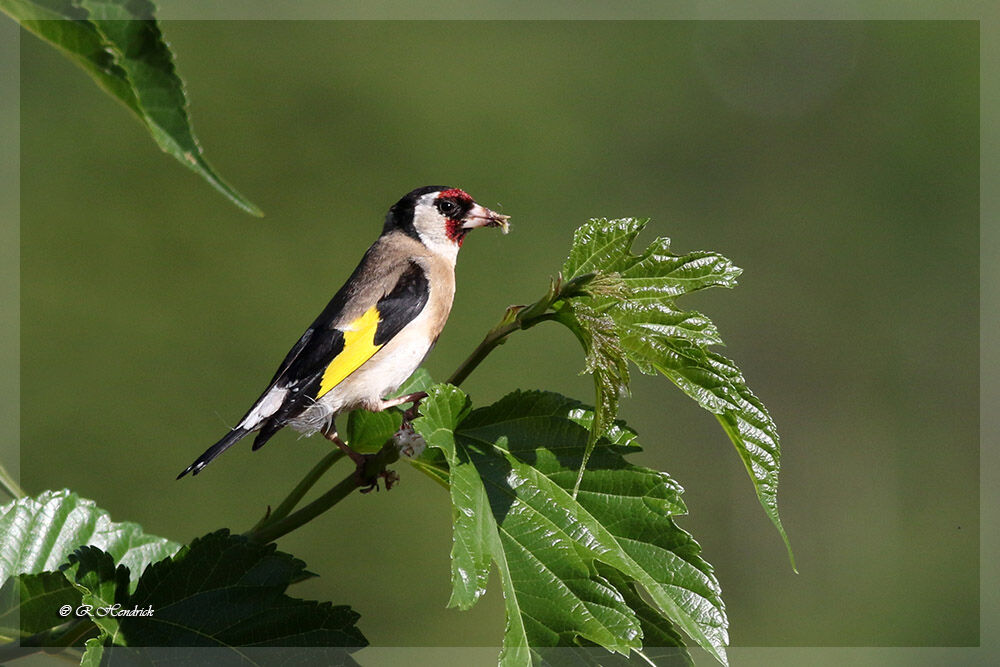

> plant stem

[
  {"left": 447, "top": 310, "right": 560, "bottom": 388},
  {"left": 47, "top": 619, "right": 97, "bottom": 649},
  {"left": 447, "top": 321, "right": 521, "bottom": 387},
  {"left": 270, "top": 449, "right": 345, "bottom": 521},
  {"left": 249, "top": 450, "right": 345, "bottom": 534},
  {"left": 247, "top": 473, "right": 359, "bottom": 544},
  {"left": 246, "top": 443, "right": 398, "bottom": 544},
  {"left": 0, "top": 461, "right": 25, "bottom": 499},
  {"left": 0, "top": 619, "right": 96, "bottom": 663}
]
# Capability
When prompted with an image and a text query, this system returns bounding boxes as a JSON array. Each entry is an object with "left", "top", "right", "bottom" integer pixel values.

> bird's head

[{"left": 384, "top": 186, "right": 510, "bottom": 260}]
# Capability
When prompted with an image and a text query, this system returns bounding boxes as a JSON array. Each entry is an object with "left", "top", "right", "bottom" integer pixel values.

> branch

[
  {"left": 248, "top": 450, "right": 345, "bottom": 535},
  {"left": 246, "top": 442, "right": 399, "bottom": 544},
  {"left": 447, "top": 273, "right": 593, "bottom": 387},
  {"left": 0, "top": 619, "right": 97, "bottom": 664},
  {"left": 0, "top": 460, "right": 25, "bottom": 499}
]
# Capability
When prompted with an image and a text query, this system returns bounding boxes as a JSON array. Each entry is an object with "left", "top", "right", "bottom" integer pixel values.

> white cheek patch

[{"left": 412, "top": 201, "right": 460, "bottom": 264}]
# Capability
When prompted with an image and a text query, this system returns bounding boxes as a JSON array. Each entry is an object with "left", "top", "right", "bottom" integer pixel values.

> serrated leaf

[
  {"left": 578, "top": 565, "right": 693, "bottom": 666},
  {"left": 618, "top": 237, "right": 742, "bottom": 300},
  {"left": 344, "top": 409, "right": 402, "bottom": 454},
  {"left": 342, "top": 367, "right": 435, "bottom": 454},
  {"left": 0, "top": 0, "right": 261, "bottom": 215},
  {"left": 0, "top": 570, "right": 81, "bottom": 640},
  {"left": 0, "top": 490, "right": 181, "bottom": 586},
  {"left": 557, "top": 218, "right": 792, "bottom": 567},
  {"left": 616, "top": 301, "right": 723, "bottom": 348},
  {"left": 101, "top": 529, "right": 367, "bottom": 655},
  {"left": 625, "top": 340, "right": 794, "bottom": 568},
  {"left": 413, "top": 386, "right": 728, "bottom": 666},
  {"left": 563, "top": 218, "right": 650, "bottom": 278},
  {"left": 545, "top": 565, "right": 693, "bottom": 666},
  {"left": 412, "top": 384, "right": 483, "bottom": 608},
  {"left": 81, "top": 636, "right": 104, "bottom": 666},
  {"left": 62, "top": 546, "right": 130, "bottom": 640},
  {"left": 553, "top": 299, "right": 630, "bottom": 495},
  {"left": 0, "top": 0, "right": 142, "bottom": 114}
]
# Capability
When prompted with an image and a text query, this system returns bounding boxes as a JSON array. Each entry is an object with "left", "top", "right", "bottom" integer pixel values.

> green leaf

[
  {"left": 563, "top": 218, "right": 652, "bottom": 277},
  {"left": 0, "top": 490, "right": 181, "bottom": 586},
  {"left": 344, "top": 409, "right": 402, "bottom": 454},
  {"left": 556, "top": 299, "right": 630, "bottom": 434},
  {"left": 558, "top": 218, "right": 793, "bottom": 568},
  {"left": 0, "top": 570, "right": 81, "bottom": 640},
  {"left": 628, "top": 340, "right": 794, "bottom": 568},
  {"left": 555, "top": 566, "right": 692, "bottom": 665},
  {"left": 81, "top": 636, "right": 104, "bottom": 666},
  {"left": 599, "top": 566, "right": 693, "bottom": 666},
  {"left": 343, "top": 367, "right": 435, "bottom": 454},
  {"left": 0, "top": 0, "right": 141, "bottom": 113},
  {"left": 395, "top": 367, "right": 436, "bottom": 395},
  {"left": 410, "top": 384, "right": 481, "bottom": 608},
  {"left": 413, "top": 385, "right": 728, "bottom": 666},
  {"left": 102, "top": 529, "right": 367, "bottom": 654},
  {"left": 62, "top": 546, "right": 130, "bottom": 640},
  {"left": 1, "top": 0, "right": 262, "bottom": 215},
  {"left": 1, "top": 533, "right": 366, "bottom": 659}
]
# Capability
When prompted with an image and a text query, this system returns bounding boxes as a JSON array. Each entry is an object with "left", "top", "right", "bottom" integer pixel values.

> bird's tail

[{"left": 177, "top": 427, "right": 252, "bottom": 479}]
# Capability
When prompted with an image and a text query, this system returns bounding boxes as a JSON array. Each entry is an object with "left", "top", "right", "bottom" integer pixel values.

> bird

[{"left": 178, "top": 186, "right": 509, "bottom": 481}]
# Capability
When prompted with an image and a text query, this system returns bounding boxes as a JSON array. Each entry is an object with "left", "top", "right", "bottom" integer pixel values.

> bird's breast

[{"left": 322, "top": 261, "right": 454, "bottom": 410}]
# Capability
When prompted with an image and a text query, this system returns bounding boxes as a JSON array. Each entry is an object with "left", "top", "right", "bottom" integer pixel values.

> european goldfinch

[{"left": 178, "top": 186, "right": 509, "bottom": 479}]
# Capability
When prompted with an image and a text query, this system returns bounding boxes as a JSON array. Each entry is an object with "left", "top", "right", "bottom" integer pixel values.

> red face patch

[
  {"left": 439, "top": 188, "right": 472, "bottom": 204},
  {"left": 438, "top": 188, "right": 474, "bottom": 246},
  {"left": 446, "top": 218, "right": 467, "bottom": 246}
]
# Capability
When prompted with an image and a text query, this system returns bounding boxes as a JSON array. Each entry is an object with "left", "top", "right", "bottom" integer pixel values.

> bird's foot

[
  {"left": 324, "top": 431, "right": 367, "bottom": 466},
  {"left": 377, "top": 391, "right": 428, "bottom": 420},
  {"left": 356, "top": 457, "right": 400, "bottom": 493},
  {"left": 400, "top": 392, "right": 428, "bottom": 423},
  {"left": 323, "top": 426, "right": 400, "bottom": 493}
]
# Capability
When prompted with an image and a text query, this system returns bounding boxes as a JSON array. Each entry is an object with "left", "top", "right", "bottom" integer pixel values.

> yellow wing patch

[{"left": 317, "top": 306, "right": 383, "bottom": 399}]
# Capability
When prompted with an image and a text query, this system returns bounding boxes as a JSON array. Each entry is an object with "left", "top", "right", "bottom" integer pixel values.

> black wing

[
  {"left": 249, "top": 259, "right": 429, "bottom": 449},
  {"left": 179, "top": 258, "right": 431, "bottom": 478},
  {"left": 374, "top": 260, "right": 430, "bottom": 345}
]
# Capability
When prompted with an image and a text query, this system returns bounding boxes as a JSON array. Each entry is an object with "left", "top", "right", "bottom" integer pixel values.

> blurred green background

[{"left": 16, "top": 20, "right": 978, "bottom": 656}]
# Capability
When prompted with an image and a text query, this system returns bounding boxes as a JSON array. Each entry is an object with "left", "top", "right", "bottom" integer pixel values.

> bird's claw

[
  {"left": 401, "top": 393, "right": 427, "bottom": 423},
  {"left": 356, "top": 459, "right": 399, "bottom": 493}
]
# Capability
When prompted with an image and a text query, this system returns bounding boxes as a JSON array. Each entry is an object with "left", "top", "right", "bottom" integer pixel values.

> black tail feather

[
  {"left": 177, "top": 427, "right": 252, "bottom": 479},
  {"left": 252, "top": 419, "right": 284, "bottom": 451},
  {"left": 250, "top": 377, "right": 320, "bottom": 452}
]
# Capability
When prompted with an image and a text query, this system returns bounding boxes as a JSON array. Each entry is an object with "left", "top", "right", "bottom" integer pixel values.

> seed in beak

[{"left": 490, "top": 214, "right": 511, "bottom": 234}]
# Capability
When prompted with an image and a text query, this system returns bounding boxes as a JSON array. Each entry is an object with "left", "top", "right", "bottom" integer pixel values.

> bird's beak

[{"left": 463, "top": 204, "right": 511, "bottom": 234}]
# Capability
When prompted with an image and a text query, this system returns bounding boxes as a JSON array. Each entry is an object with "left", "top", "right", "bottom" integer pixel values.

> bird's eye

[{"left": 437, "top": 199, "right": 457, "bottom": 216}]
